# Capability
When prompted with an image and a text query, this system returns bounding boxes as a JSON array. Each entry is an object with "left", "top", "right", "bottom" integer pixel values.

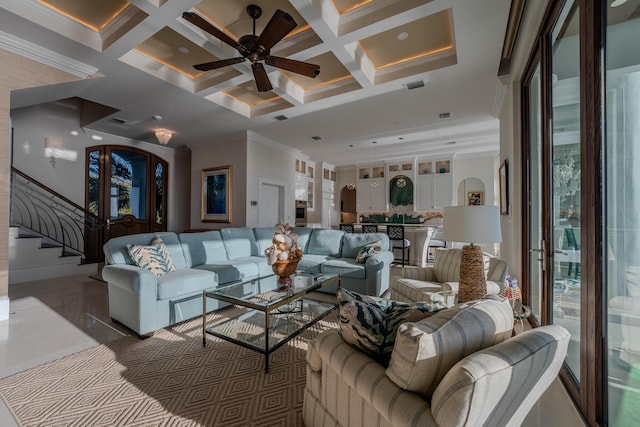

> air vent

[
  {"left": 109, "top": 117, "right": 127, "bottom": 125},
  {"left": 446, "top": 141, "right": 456, "bottom": 145},
  {"left": 311, "top": 136, "right": 322, "bottom": 141},
  {"left": 404, "top": 80, "right": 424, "bottom": 90},
  {"left": 439, "top": 112, "right": 450, "bottom": 119},
  {"left": 274, "top": 114, "right": 288, "bottom": 121}
]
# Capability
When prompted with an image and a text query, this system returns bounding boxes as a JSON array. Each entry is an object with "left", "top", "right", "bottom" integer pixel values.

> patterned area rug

[{"left": 0, "top": 295, "right": 338, "bottom": 427}]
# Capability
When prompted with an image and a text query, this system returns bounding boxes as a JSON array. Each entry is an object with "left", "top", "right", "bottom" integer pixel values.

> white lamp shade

[{"left": 443, "top": 205, "right": 502, "bottom": 244}]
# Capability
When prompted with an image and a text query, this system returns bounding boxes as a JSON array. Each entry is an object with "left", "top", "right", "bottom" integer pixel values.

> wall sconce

[
  {"left": 155, "top": 129, "right": 172, "bottom": 145},
  {"left": 44, "top": 137, "right": 63, "bottom": 168}
]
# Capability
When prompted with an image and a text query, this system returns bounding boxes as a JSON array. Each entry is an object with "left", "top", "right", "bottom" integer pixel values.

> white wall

[
  {"left": 189, "top": 133, "right": 247, "bottom": 229},
  {"left": 246, "top": 133, "right": 297, "bottom": 227},
  {"left": 11, "top": 102, "right": 190, "bottom": 233},
  {"left": 497, "top": 0, "right": 550, "bottom": 278},
  {"left": 453, "top": 156, "right": 498, "bottom": 206}
]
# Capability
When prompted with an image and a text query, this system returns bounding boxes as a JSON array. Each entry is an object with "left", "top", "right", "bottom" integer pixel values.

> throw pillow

[
  {"left": 337, "top": 289, "right": 446, "bottom": 364},
  {"left": 385, "top": 297, "right": 514, "bottom": 398},
  {"left": 355, "top": 240, "right": 383, "bottom": 263},
  {"left": 127, "top": 237, "right": 177, "bottom": 277}
]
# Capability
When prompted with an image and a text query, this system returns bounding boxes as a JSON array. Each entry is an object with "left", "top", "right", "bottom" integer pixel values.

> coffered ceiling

[{"left": 1, "top": 0, "right": 512, "bottom": 166}]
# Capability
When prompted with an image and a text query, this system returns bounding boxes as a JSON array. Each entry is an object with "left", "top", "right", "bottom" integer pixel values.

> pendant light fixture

[
  {"left": 347, "top": 144, "right": 355, "bottom": 190},
  {"left": 371, "top": 141, "right": 379, "bottom": 188}
]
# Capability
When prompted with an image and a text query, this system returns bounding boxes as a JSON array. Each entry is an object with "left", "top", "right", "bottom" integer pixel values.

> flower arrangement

[{"left": 264, "top": 221, "right": 303, "bottom": 265}]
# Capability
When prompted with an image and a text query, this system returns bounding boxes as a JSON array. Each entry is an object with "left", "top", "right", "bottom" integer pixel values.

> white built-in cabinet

[
  {"left": 415, "top": 158, "right": 453, "bottom": 210},
  {"left": 294, "top": 157, "right": 315, "bottom": 210},
  {"left": 319, "top": 162, "right": 337, "bottom": 228},
  {"left": 356, "top": 164, "right": 387, "bottom": 211}
]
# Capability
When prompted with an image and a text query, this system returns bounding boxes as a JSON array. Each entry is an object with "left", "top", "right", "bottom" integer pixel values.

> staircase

[
  {"left": 8, "top": 227, "right": 97, "bottom": 284},
  {"left": 9, "top": 167, "right": 105, "bottom": 284}
]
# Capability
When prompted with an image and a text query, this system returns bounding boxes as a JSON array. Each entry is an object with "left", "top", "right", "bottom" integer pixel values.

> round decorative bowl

[{"left": 271, "top": 258, "right": 300, "bottom": 287}]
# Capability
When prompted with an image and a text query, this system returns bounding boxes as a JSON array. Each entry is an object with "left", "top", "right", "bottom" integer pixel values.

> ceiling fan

[{"left": 182, "top": 5, "right": 320, "bottom": 92}]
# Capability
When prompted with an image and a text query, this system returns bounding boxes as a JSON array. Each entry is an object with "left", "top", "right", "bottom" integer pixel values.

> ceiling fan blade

[
  {"left": 265, "top": 56, "right": 320, "bottom": 78},
  {"left": 182, "top": 12, "right": 248, "bottom": 55},
  {"left": 252, "top": 63, "right": 273, "bottom": 92},
  {"left": 257, "top": 10, "right": 297, "bottom": 52},
  {"left": 193, "top": 57, "right": 246, "bottom": 71}
]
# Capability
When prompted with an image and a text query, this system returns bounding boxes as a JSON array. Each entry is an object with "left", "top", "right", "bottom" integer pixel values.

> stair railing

[{"left": 10, "top": 167, "right": 105, "bottom": 263}]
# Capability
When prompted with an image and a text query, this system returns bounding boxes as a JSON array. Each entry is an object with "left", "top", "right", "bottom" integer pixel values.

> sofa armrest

[
  {"left": 102, "top": 264, "right": 158, "bottom": 296},
  {"left": 366, "top": 250, "right": 394, "bottom": 269},
  {"left": 310, "top": 329, "right": 436, "bottom": 427},
  {"left": 400, "top": 266, "right": 436, "bottom": 282}
]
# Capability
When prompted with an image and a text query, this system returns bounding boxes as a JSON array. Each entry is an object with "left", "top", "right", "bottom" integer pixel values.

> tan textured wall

[{"left": 0, "top": 48, "right": 85, "bottom": 298}]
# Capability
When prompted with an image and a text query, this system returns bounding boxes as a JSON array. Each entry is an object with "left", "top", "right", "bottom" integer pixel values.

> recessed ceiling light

[
  {"left": 70, "top": 131, "right": 79, "bottom": 136},
  {"left": 91, "top": 135, "right": 103, "bottom": 141},
  {"left": 178, "top": 46, "right": 190, "bottom": 54},
  {"left": 611, "top": 0, "right": 627, "bottom": 7},
  {"left": 153, "top": 115, "right": 162, "bottom": 120},
  {"left": 397, "top": 32, "right": 409, "bottom": 41}
]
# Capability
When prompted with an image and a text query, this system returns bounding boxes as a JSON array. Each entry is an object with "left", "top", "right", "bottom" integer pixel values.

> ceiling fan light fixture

[
  {"left": 183, "top": 7, "right": 320, "bottom": 93},
  {"left": 155, "top": 128, "right": 172, "bottom": 145}
]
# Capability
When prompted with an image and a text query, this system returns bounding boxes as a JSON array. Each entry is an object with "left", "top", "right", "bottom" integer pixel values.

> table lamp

[{"left": 443, "top": 205, "right": 502, "bottom": 302}]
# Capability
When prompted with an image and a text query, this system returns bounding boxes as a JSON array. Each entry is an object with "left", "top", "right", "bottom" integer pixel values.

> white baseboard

[{"left": 0, "top": 297, "right": 9, "bottom": 321}]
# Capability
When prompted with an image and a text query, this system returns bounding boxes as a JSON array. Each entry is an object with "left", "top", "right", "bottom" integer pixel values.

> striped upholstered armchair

[
  {"left": 303, "top": 297, "right": 569, "bottom": 427},
  {"left": 390, "top": 248, "right": 508, "bottom": 304}
]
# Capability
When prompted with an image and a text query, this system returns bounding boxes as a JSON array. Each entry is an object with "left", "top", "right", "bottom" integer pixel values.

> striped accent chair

[
  {"left": 390, "top": 248, "right": 508, "bottom": 303},
  {"left": 304, "top": 297, "right": 570, "bottom": 427}
]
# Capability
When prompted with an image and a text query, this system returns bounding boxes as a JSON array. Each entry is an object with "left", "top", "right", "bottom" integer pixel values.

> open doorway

[{"left": 340, "top": 186, "right": 357, "bottom": 224}]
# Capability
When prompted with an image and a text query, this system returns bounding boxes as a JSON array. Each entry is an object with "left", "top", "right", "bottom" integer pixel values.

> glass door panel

[
  {"left": 605, "top": 1, "right": 640, "bottom": 424},
  {"left": 550, "top": 1, "right": 581, "bottom": 381}
]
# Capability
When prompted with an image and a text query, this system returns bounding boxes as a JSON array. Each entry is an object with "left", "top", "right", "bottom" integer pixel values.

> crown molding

[{"left": 0, "top": 30, "right": 98, "bottom": 77}]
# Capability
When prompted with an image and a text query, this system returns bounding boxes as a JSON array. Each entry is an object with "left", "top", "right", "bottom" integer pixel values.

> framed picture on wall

[
  {"left": 468, "top": 191, "right": 483, "bottom": 206},
  {"left": 499, "top": 159, "right": 509, "bottom": 214},
  {"left": 201, "top": 165, "right": 232, "bottom": 223}
]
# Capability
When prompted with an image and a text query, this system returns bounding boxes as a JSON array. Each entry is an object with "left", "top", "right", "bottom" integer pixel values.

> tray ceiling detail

[{"left": 33, "top": 0, "right": 455, "bottom": 117}]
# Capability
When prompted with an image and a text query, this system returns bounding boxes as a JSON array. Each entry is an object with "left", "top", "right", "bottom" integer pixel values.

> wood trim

[{"left": 579, "top": 0, "right": 604, "bottom": 424}]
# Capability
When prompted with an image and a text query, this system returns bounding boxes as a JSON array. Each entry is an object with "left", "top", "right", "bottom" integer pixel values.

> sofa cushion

[
  {"left": 156, "top": 268, "right": 217, "bottom": 300},
  {"left": 104, "top": 232, "right": 185, "bottom": 268},
  {"left": 321, "top": 258, "right": 366, "bottom": 279},
  {"left": 385, "top": 296, "right": 513, "bottom": 397},
  {"left": 126, "top": 237, "right": 177, "bottom": 277},
  {"left": 178, "top": 231, "right": 227, "bottom": 267},
  {"left": 297, "top": 254, "right": 329, "bottom": 274},
  {"left": 337, "top": 289, "right": 446, "bottom": 364},
  {"left": 433, "top": 248, "right": 462, "bottom": 282},
  {"left": 254, "top": 227, "right": 277, "bottom": 255},
  {"left": 293, "top": 227, "right": 313, "bottom": 253},
  {"left": 307, "top": 229, "right": 344, "bottom": 257},
  {"left": 341, "top": 232, "right": 389, "bottom": 258},
  {"left": 356, "top": 240, "right": 383, "bottom": 263},
  {"left": 221, "top": 227, "right": 260, "bottom": 260}
]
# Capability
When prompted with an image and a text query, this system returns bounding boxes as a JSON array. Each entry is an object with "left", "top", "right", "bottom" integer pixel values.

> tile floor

[{"left": 0, "top": 274, "right": 586, "bottom": 426}]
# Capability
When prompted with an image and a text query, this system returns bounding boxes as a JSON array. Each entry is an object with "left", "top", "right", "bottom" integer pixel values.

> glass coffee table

[{"left": 202, "top": 272, "right": 341, "bottom": 372}]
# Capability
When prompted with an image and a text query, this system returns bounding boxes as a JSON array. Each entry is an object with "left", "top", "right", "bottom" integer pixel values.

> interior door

[{"left": 86, "top": 146, "right": 168, "bottom": 256}]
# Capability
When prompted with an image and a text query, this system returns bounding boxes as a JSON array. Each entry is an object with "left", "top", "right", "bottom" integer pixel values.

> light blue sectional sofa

[{"left": 102, "top": 227, "right": 394, "bottom": 336}]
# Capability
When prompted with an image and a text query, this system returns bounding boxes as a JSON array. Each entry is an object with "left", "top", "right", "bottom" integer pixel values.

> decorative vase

[{"left": 271, "top": 258, "right": 300, "bottom": 288}]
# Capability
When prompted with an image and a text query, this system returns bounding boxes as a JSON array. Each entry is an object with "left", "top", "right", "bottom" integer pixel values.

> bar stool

[
  {"left": 362, "top": 224, "right": 378, "bottom": 233},
  {"left": 339, "top": 223, "right": 355, "bottom": 233},
  {"left": 387, "top": 224, "right": 410, "bottom": 266}
]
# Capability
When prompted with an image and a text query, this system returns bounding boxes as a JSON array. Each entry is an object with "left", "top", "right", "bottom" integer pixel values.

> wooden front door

[{"left": 86, "top": 146, "right": 168, "bottom": 261}]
